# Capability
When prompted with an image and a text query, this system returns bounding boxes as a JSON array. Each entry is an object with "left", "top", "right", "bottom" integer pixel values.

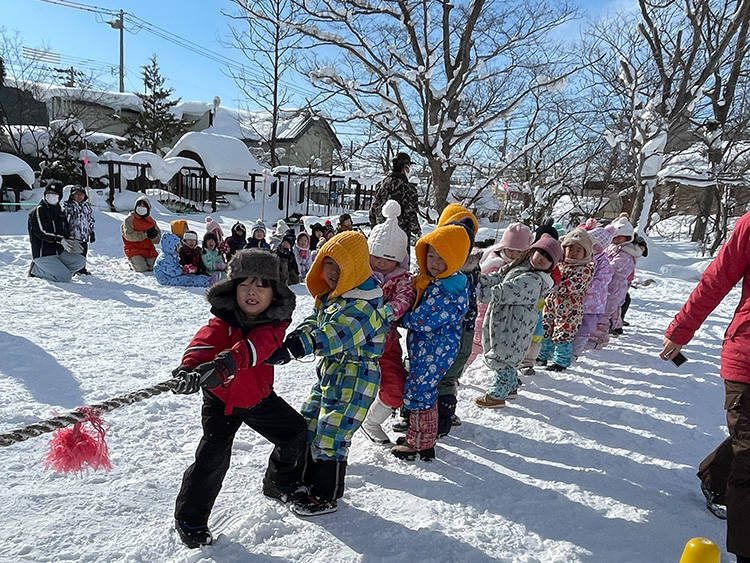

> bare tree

[
  {"left": 622, "top": 0, "right": 750, "bottom": 229},
  {"left": 238, "top": 0, "right": 578, "bottom": 213}
]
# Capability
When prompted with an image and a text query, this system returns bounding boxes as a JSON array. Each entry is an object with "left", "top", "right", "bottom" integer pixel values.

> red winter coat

[
  {"left": 665, "top": 211, "right": 750, "bottom": 385},
  {"left": 181, "top": 317, "right": 289, "bottom": 415}
]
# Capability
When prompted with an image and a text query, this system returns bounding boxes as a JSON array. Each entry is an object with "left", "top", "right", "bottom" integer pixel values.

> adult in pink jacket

[{"left": 660, "top": 211, "right": 750, "bottom": 563}]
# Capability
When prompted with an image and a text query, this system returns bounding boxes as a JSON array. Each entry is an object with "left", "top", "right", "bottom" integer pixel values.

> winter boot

[
  {"left": 392, "top": 406, "right": 411, "bottom": 433},
  {"left": 290, "top": 459, "right": 346, "bottom": 517},
  {"left": 701, "top": 482, "right": 727, "bottom": 520},
  {"left": 391, "top": 443, "right": 435, "bottom": 461},
  {"left": 175, "top": 519, "right": 213, "bottom": 549},
  {"left": 436, "top": 394, "right": 457, "bottom": 438},
  {"left": 360, "top": 396, "right": 393, "bottom": 444},
  {"left": 474, "top": 393, "right": 506, "bottom": 408}
]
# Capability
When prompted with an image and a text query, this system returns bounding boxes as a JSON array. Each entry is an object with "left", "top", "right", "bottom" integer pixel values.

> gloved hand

[
  {"left": 90, "top": 232, "right": 96, "bottom": 243},
  {"left": 193, "top": 351, "right": 237, "bottom": 390},
  {"left": 146, "top": 227, "right": 158, "bottom": 239},
  {"left": 172, "top": 365, "right": 200, "bottom": 394},
  {"left": 181, "top": 264, "right": 198, "bottom": 275},
  {"left": 265, "top": 335, "right": 305, "bottom": 365}
]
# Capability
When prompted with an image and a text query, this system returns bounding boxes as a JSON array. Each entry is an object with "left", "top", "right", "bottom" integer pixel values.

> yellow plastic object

[{"left": 679, "top": 537, "right": 720, "bottom": 563}]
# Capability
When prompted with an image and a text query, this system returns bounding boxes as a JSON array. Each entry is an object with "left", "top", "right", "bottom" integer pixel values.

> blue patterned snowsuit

[
  {"left": 154, "top": 233, "right": 210, "bottom": 287},
  {"left": 402, "top": 272, "right": 469, "bottom": 411},
  {"left": 291, "top": 277, "right": 388, "bottom": 461}
]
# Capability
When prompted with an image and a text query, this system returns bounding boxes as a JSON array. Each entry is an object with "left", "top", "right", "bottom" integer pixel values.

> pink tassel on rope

[{"left": 42, "top": 407, "right": 112, "bottom": 475}]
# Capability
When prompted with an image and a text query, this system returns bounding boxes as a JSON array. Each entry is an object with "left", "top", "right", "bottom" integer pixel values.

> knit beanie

[
  {"left": 413, "top": 224, "right": 471, "bottom": 303},
  {"left": 605, "top": 214, "right": 635, "bottom": 243},
  {"left": 498, "top": 223, "right": 533, "bottom": 251},
  {"left": 281, "top": 230, "right": 296, "bottom": 248},
  {"left": 561, "top": 227, "right": 593, "bottom": 262},
  {"left": 437, "top": 203, "right": 479, "bottom": 235},
  {"left": 529, "top": 233, "right": 564, "bottom": 270},
  {"left": 552, "top": 222, "right": 566, "bottom": 238},
  {"left": 588, "top": 227, "right": 613, "bottom": 254},
  {"left": 306, "top": 231, "right": 372, "bottom": 300},
  {"left": 205, "top": 216, "right": 223, "bottom": 239},
  {"left": 368, "top": 199, "right": 409, "bottom": 263},
  {"left": 534, "top": 218, "right": 560, "bottom": 242},
  {"left": 170, "top": 219, "right": 188, "bottom": 238},
  {"left": 251, "top": 219, "right": 267, "bottom": 237},
  {"left": 206, "top": 249, "right": 295, "bottom": 322},
  {"left": 275, "top": 219, "right": 289, "bottom": 234}
]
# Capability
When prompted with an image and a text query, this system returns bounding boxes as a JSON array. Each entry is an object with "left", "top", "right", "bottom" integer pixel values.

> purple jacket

[
  {"left": 584, "top": 251, "right": 614, "bottom": 315},
  {"left": 604, "top": 243, "right": 638, "bottom": 318}
]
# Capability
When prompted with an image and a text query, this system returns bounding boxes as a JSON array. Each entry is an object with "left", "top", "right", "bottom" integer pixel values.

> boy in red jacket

[{"left": 171, "top": 249, "right": 306, "bottom": 548}]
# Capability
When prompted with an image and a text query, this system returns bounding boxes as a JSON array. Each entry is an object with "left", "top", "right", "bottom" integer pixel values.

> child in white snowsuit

[
  {"left": 172, "top": 249, "right": 305, "bottom": 548},
  {"left": 392, "top": 223, "right": 471, "bottom": 461},
  {"left": 265, "top": 231, "right": 388, "bottom": 516},
  {"left": 474, "top": 234, "right": 562, "bottom": 408},
  {"left": 538, "top": 228, "right": 595, "bottom": 371},
  {"left": 359, "top": 200, "right": 416, "bottom": 444}
]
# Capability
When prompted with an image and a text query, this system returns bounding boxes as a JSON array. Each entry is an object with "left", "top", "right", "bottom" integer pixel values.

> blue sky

[{"left": 5, "top": 0, "right": 629, "bottom": 132}]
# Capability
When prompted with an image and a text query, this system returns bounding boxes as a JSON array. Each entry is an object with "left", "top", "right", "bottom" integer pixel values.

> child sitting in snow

[
  {"left": 537, "top": 228, "right": 594, "bottom": 371},
  {"left": 204, "top": 216, "right": 224, "bottom": 245},
  {"left": 359, "top": 200, "right": 416, "bottom": 444},
  {"left": 245, "top": 219, "right": 270, "bottom": 250},
  {"left": 393, "top": 222, "right": 471, "bottom": 461},
  {"left": 221, "top": 222, "right": 247, "bottom": 262},
  {"left": 201, "top": 232, "right": 227, "bottom": 285},
  {"left": 294, "top": 231, "right": 314, "bottom": 280},
  {"left": 179, "top": 230, "right": 207, "bottom": 275},
  {"left": 571, "top": 223, "right": 613, "bottom": 359},
  {"left": 154, "top": 233, "right": 210, "bottom": 287},
  {"left": 172, "top": 249, "right": 305, "bottom": 548},
  {"left": 265, "top": 231, "right": 388, "bottom": 516},
  {"left": 474, "top": 234, "right": 561, "bottom": 408}
]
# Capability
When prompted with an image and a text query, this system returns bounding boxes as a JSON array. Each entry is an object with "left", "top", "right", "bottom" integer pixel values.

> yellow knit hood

[
  {"left": 437, "top": 203, "right": 478, "bottom": 235},
  {"left": 413, "top": 224, "right": 471, "bottom": 304},
  {"left": 306, "top": 231, "right": 373, "bottom": 300}
]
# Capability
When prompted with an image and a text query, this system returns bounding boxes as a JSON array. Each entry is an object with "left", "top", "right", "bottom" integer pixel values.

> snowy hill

[{"left": 0, "top": 202, "right": 735, "bottom": 562}]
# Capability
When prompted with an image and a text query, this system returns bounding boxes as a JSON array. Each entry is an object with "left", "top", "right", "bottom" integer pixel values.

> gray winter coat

[{"left": 480, "top": 261, "right": 553, "bottom": 371}]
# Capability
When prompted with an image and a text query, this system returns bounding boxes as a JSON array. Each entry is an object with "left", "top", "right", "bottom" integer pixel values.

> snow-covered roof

[
  {"left": 205, "top": 106, "right": 335, "bottom": 144},
  {"left": 165, "top": 131, "right": 263, "bottom": 178},
  {"left": 0, "top": 153, "right": 35, "bottom": 187},
  {"left": 81, "top": 149, "right": 200, "bottom": 183}
]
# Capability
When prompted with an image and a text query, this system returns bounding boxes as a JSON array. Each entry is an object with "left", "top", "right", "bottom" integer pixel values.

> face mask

[
  {"left": 45, "top": 193, "right": 60, "bottom": 205},
  {"left": 135, "top": 206, "right": 148, "bottom": 216}
]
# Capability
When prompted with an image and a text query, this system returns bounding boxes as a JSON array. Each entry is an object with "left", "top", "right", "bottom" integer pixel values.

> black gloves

[
  {"left": 90, "top": 232, "right": 96, "bottom": 243},
  {"left": 146, "top": 227, "right": 158, "bottom": 239},
  {"left": 193, "top": 351, "right": 237, "bottom": 390},
  {"left": 265, "top": 335, "right": 306, "bottom": 365},
  {"left": 172, "top": 365, "right": 200, "bottom": 394}
]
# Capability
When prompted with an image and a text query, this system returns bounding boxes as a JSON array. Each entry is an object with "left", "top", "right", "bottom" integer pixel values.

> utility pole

[{"left": 107, "top": 10, "right": 125, "bottom": 92}]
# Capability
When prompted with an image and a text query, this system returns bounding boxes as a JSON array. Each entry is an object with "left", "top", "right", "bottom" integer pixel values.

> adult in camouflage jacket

[{"left": 369, "top": 152, "right": 421, "bottom": 242}]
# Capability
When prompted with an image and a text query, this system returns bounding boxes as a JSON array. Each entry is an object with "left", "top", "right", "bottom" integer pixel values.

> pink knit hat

[
  {"left": 205, "top": 216, "right": 224, "bottom": 240},
  {"left": 498, "top": 222, "right": 533, "bottom": 251},
  {"left": 529, "top": 233, "right": 564, "bottom": 269}
]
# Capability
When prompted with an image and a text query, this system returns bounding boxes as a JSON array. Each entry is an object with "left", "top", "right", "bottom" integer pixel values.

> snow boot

[
  {"left": 391, "top": 443, "right": 435, "bottom": 461},
  {"left": 175, "top": 519, "right": 213, "bottom": 549},
  {"left": 392, "top": 406, "right": 411, "bottom": 433},
  {"left": 474, "top": 393, "right": 506, "bottom": 408},
  {"left": 546, "top": 363, "right": 566, "bottom": 372},
  {"left": 290, "top": 459, "right": 346, "bottom": 517},
  {"left": 436, "top": 394, "right": 457, "bottom": 438},
  {"left": 360, "top": 396, "right": 393, "bottom": 444},
  {"left": 289, "top": 494, "right": 338, "bottom": 517},
  {"left": 701, "top": 483, "right": 727, "bottom": 520},
  {"left": 263, "top": 483, "right": 308, "bottom": 504}
]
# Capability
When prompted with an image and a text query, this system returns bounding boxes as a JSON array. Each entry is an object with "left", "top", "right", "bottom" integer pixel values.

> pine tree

[{"left": 122, "top": 55, "right": 185, "bottom": 154}]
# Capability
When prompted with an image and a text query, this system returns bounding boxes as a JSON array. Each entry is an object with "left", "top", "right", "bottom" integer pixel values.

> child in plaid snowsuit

[
  {"left": 392, "top": 221, "right": 471, "bottom": 461},
  {"left": 266, "top": 231, "right": 388, "bottom": 516}
]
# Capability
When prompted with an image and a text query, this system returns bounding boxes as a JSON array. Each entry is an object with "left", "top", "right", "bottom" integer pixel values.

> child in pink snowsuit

[
  {"left": 359, "top": 200, "right": 416, "bottom": 444},
  {"left": 572, "top": 223, "right": 613, "bottom": 358},
  {"left": 468, "top": 223, "right": 533, "bottom": 365},
  {"left": 589, "top": 214, "right": 641, "bottom": 349}
]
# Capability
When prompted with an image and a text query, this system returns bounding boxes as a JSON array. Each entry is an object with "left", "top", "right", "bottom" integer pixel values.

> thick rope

[{"left": 0, "top": 378, "right": 179, "bottom": 448}]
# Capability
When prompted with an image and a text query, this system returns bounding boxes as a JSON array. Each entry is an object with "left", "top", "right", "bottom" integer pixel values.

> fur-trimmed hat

[
  {"left": 498, "top": 223, "right": 533, "bottom": 251},
  {"left": 588, "top": 227, "right": 613, "bottom": 254},
  {"left": 529, "top": 233, "right": 564, "bottom": 270},
  {"left": 368, "top": 199, "right": 409, "bottom": 263},
  {"left": 437, "top": 203, "right": 479, "bottom": 235},
  {"left": 306, "top": 231, "right": 372, "bottom": 300},
  {"left": 561, "top": 228, "right": 593, "bottom": 262},
  {"left": 206, "top": 249, "right": 295, "bottom": 322},
  {"left": 605, "top": 214, "right": 635, "bottom": 243}
]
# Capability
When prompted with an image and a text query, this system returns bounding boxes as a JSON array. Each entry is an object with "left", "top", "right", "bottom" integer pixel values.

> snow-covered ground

[{"left": 0, "top": 198, "right": 736, "bottom": 562}]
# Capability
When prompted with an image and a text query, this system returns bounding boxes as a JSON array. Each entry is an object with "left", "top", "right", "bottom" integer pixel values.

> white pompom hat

[{"left": 368, "top": 199, "right": 409, "bottom": 262}]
